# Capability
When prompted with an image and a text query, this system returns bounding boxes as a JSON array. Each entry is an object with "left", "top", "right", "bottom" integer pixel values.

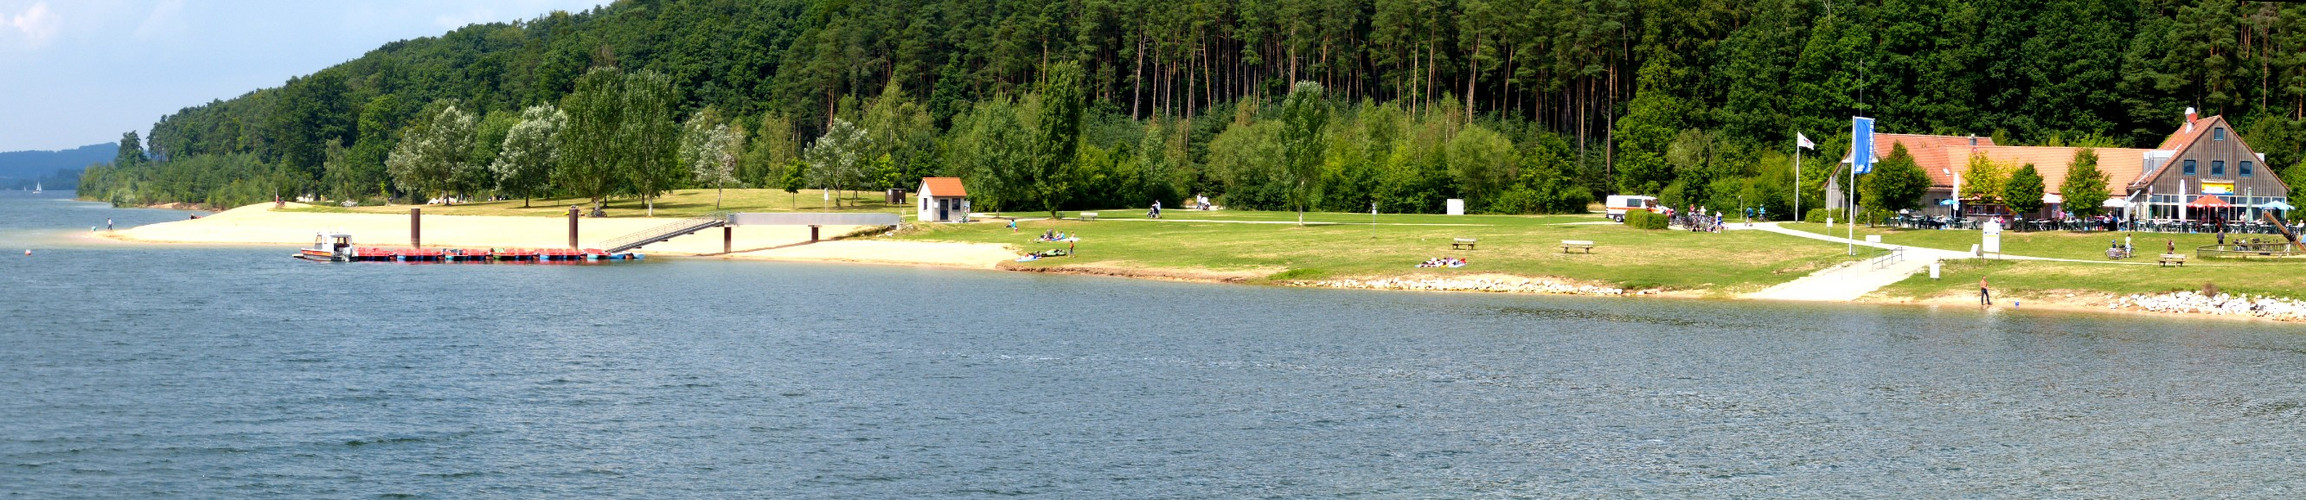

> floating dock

[{"left": 296, "top": 233, "right": 642, "bottom": 263}]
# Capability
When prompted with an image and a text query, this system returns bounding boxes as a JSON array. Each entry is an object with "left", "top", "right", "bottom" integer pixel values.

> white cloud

[
  {"left": 132, "top": 0, "right": 184, "bottom": 41},
  {"left": 5, "top": 2, "right": 59, "bottom": 48}
]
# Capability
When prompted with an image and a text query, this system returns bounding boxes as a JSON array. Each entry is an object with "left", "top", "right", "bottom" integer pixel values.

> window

[
  {"left": 2184, "top": 159, "right": 2197, "bottom": 175},
  {"left": 2243, "top": 161, "right": 2255, "bottom": 177},
  {"left": 2215, "top": 128, "right": 2227, "bottom": 141},
  {"left": 2213, "top": 160, "right": 2225, "bottom": 176}
]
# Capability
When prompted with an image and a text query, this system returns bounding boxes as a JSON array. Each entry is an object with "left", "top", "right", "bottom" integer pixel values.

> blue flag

[{"left": 1850, "top": 117, "right": 1875, "bottom": 175}]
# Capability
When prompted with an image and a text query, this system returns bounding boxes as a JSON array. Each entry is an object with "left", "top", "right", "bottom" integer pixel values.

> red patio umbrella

[{"left": 2187, "top": 194, "right": 2232, "bottom": 208}]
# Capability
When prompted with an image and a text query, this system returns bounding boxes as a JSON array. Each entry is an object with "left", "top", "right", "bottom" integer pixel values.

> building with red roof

[{"left": 1826, "top": 108, "right": 2288, "bottom": 221}]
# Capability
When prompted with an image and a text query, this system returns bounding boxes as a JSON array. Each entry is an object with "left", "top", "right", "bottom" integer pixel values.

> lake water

[{"left": 4, "top": 193, "right": 2305, "bottom": 497}]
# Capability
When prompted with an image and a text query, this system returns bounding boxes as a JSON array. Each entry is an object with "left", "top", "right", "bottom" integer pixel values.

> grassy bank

[{"left": 898, "top": 209, "right": 1854, "bottom": 295}]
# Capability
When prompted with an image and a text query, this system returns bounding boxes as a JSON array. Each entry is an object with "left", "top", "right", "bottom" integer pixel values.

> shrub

[
  {"left": 1623, "top": 210, "right": 1669, "bottom": 230},
  {"left": 1805, "top": 208, "right": 1833, "bottom": 223}
]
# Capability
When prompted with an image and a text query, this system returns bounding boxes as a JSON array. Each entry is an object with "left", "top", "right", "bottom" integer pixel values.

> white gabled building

[{"left": 918, "top": 177, "right": 971, "bottom": 223}]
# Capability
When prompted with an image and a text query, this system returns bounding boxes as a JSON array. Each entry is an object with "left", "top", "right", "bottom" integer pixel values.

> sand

[{"left": 104, "top": 203, "right": 1019, "bottom": 269}]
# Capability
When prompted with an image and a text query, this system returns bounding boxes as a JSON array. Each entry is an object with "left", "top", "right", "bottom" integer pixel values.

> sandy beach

[
  {"left": 102, "top": 203, "right": 1020, "bottom": 269},
  {"left": 96, "top": 203, "right": 2299, "bottom": 323}
]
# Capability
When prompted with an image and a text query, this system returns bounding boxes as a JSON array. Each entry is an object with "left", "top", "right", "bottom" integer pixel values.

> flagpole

[
  {"left": 1849, "top": 155, "right": 1856, "bottom": 256},
  {"left": 1794, "top": 145, "right": 1801, "bottom": 220}
]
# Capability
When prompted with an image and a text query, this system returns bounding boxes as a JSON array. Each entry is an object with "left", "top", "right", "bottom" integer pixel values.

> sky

[{"left": 0, "top": 0, "right": 615, "bottom": 152}]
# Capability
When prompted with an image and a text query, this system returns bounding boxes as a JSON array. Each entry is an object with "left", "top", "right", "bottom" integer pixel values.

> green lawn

[
  {"left": 901, "top": 209, "right": 1856, "bottom": 295},
  {"left": 1777, "top": 222, "right": 2242, "bottom": 261},
  {"left": 286, "top": 188, "right": 912, "bottom": 219},
  {"left": 1875, "top": 258, "right": 2306, "bottom": 301},
  {"left": 1017, "top": 208, "right": 1599, "bottom": 226}
]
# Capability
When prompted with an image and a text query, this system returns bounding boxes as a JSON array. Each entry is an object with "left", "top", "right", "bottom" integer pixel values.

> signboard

[
  {"left": 1446, "top": 199, "right": 1465, "bottom": 215},
  {"left": 2202, "top": 182, "right": 2235, "bottom": 195},
  {"left": 1981, "top": 221, "right": 2002, "bottom": 254}
]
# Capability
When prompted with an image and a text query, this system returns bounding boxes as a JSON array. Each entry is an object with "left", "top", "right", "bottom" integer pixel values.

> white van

[{"left": 1605, "top": 195, "right": 1660, "bottom": 221}]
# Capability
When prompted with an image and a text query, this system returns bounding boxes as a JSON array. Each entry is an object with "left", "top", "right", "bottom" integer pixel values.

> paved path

[
  {"left": 1729, "top": 223, "right": 1975, "bottom": 301},
  {"left": 1726, "top": 222, "right": 2143, "bottom": 301}
]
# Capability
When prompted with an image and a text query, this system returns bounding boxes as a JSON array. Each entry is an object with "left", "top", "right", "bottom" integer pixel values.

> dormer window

[
  {"left": 2212, "top": 160, "right": 2225, "bottom": 176},
  {"left": 2215, "top": 128, "right": 2226, "bottom": 141},
  {"left": 2243, "top": 161, "right": 2255, "bottom": 177},
  {"left": 2184, "top": 159, "right": 2197, "bottom": 175}
]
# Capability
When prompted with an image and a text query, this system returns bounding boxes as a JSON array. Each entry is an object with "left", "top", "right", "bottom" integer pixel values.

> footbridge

[{"left": 598, "top": 212, "right": 903, "bottom": 254}]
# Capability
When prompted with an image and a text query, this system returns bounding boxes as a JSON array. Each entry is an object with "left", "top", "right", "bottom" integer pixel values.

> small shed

[{"left": 918, "top": 177, "right": 971, "bottom": 223}]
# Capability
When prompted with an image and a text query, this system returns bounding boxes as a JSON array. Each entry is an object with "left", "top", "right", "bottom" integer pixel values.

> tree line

[{"left": 76, "top": 0, "right": 2306, "bottom": 216}]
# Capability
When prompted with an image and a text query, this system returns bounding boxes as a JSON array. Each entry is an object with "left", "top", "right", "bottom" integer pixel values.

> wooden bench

[
  {"left": 2159, "top": 253, "right": 2187, "bottom": 267},
  {"left": 1451, "top": 238, "right": 1478, "bottom": 250},
  {"left": 1079, "top": 212, "right": 1099, "bottom": 221},
  {"left": 1561, "top": 240, "right": 1595, "bottom": 253}
]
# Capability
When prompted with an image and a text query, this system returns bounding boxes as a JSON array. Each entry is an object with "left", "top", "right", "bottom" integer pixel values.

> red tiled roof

[
  {"left": 1842, "top": 133, "right": 2160, "bottom": 197},
  {"left": 921, "top": 177, "right": 967, "bottom": 197},
  {"left": 1838, "top": 133, "right": 1992, "bottom": 177},
  {"left": 1934, "top": 146, "right": 2155, "bottom": 197}
]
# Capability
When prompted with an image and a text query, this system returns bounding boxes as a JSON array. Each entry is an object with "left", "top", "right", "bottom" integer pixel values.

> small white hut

[{"left": 918, "top": 177, "right": 971, "bottom": 223}]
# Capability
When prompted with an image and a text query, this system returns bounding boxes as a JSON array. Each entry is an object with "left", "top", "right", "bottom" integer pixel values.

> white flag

[{"left": 1796, "top": 132, "right": 1816, "bottom": 150}]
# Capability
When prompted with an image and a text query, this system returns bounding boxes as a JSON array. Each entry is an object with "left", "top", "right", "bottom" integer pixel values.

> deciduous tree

[
  {"left": 491, "top": 105, "right": 566, "bottom": 207},
  {"left": 2063, "top": 148, "right": 2113, "bottom": 217},
  {"left": 384, "top": 102, "right": 475, "bottom": 205},
  {"left": 2004, "top": 163, "right": 2046, "bottom": 216},
  {"left": 1279, "top": 81, "right": 1329, "bottom": 224}
]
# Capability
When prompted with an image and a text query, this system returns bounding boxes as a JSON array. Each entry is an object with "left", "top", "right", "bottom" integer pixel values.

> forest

[{"left": 73, "top": 0, "right": 2306, "bottom": 217}]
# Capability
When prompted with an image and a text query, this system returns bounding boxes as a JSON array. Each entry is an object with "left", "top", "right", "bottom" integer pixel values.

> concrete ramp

[{"left": 1745, "top": 254, "right": 1936, "bottom": 302}]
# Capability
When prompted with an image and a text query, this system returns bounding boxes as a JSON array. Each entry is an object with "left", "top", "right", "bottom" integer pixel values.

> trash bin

[
  {"left": 1929, "top": 260, "right": 1941, "bottom": 279},
  {"left": 886, "top": 189, "right": 905, "bottom": 204}
]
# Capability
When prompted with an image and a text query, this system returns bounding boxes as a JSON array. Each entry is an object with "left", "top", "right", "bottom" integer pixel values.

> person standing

[
  {"left": 1980, "top": 277, "right": 1992, "bottom": 306},
  {"left": 105, "top": 218, "right": 112, "bottom": 231}
]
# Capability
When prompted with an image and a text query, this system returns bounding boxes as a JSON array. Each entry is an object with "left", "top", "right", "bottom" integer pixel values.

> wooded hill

[{"left": 76, "top": 0, "right": 2306, "bottom": 215}]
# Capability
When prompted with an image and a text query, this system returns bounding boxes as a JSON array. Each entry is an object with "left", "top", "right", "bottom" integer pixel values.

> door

[{"left": 938, "top": 199, "right": 950, "bottom": 221}]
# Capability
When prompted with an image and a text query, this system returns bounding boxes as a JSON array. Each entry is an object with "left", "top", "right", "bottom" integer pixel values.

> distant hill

[{"left": 0, "top": 143, "right": 114, "bottom": 181}]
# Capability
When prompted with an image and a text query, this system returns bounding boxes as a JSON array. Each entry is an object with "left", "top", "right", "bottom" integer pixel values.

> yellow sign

[{"left": 2202, "top": 182, "right": 2235, "bottom": 195}]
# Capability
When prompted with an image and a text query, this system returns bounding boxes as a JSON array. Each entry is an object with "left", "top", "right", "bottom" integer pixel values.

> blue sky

[{"left": 0, "top": 0, "right": 613, "bottom": 152}]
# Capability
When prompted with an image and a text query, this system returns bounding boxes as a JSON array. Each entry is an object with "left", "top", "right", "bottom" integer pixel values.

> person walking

[
  {"left": 1980, "top": 277, "right": 1992, "bottom": 306},
  {"left": 105, "top": 218, "right": 113, "bottom": 231}
]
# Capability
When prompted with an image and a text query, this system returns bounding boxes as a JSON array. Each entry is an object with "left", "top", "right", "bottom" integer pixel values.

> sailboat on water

[{"left": 31, "top": 182, "right": 40, "bottom": 194}]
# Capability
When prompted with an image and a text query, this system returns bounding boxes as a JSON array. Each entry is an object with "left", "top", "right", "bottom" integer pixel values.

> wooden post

[
  {"left": 568, "top": 207, "right": 580, "bottom": 249},
  {"left": 810, "top": 225, "right": 820, "bottom": 242},
  {"left": 410, "top": 208, "right": 421, "bottom": 248},
  {"left": 723, "top": 225, "right": 733, "bottom": 254}
]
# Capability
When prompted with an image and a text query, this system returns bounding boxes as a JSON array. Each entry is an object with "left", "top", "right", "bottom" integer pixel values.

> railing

[
  {"left": 1870, "top": 246, "right": 1906, "bottom": 270},
  {"left": 597, "top": 211, "right": 729, "bottom": 253},
  {"left": 2196, "top": 241, "right": 2299, "bottom": 260}
]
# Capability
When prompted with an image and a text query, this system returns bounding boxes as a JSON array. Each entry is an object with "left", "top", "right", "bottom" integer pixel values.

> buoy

[{"left": 22, "top": 249, "right": 29, "bottom": 256}]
